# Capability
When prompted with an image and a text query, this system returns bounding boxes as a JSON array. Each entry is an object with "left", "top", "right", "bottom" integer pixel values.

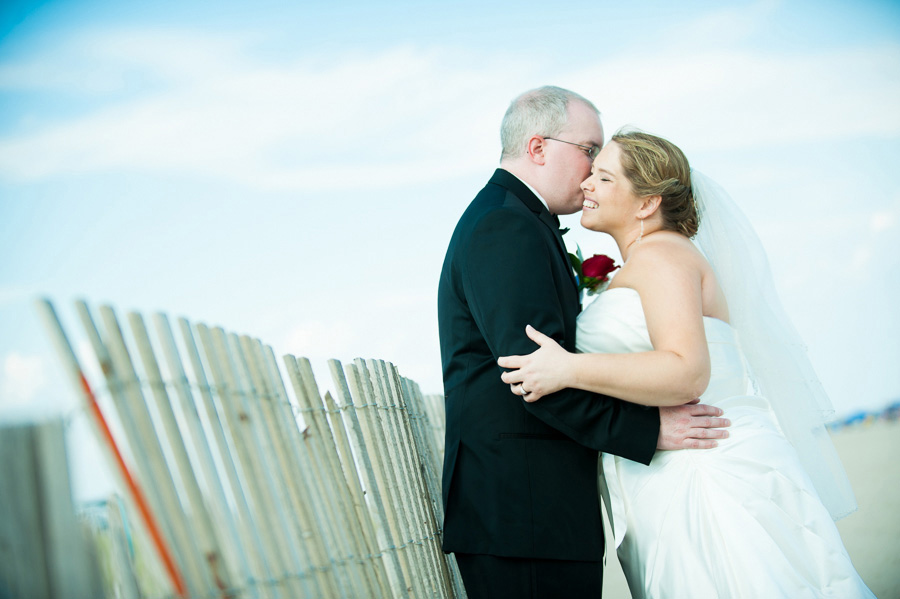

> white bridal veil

[{"left": 691, "top": 170, "right": 857, "bottom": 520}]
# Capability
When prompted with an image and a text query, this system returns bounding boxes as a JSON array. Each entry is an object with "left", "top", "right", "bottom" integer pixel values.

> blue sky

[{"left": 1, "top": 0, "right": 899, "bottom": 497}]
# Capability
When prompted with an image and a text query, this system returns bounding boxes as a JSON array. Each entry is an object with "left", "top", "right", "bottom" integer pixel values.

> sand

[{"left": 600, "top": 418, "right": 900, "bottom": 598}]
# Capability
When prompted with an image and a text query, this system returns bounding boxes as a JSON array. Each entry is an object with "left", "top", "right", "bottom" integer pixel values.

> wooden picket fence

[{"left": 36, "top": 299, "right": 462, "bottom": 598}]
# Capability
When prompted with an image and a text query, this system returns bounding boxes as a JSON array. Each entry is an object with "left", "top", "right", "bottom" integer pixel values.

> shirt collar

[{"left": 508, "top": 172, "right": 550, "bottom": 213}]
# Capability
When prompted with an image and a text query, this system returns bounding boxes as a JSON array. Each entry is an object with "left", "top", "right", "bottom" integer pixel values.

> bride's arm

[{"left": 499, "top": 241, "right": 711, "bottom": 407}]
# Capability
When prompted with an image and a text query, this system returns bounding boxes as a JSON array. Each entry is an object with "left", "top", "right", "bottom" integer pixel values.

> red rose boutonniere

[{"left": 569, "top": 249, "right": 620, "bottom": 295}]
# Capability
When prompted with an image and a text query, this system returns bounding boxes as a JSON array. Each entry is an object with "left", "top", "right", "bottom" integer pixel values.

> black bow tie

[{"left": 550, "top": 214, "right": 569, "bottom": 235}]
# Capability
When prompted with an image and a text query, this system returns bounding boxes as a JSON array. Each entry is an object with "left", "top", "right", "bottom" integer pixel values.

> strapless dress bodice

[{"left": 576, "top": 287, "right": 757, "bottom": 406}]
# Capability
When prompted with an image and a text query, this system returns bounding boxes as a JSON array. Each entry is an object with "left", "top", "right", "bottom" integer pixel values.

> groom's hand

[{"left": 657, "top": 401, "right": 730, "bottom": 450}]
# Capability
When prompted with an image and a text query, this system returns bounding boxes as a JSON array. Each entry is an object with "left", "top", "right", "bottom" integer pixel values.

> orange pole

[{"left": 79, "top": 372, "right": 188, "bottom": 598}]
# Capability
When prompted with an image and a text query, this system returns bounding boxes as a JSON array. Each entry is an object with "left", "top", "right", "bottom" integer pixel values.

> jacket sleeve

[{"left": 462, "top": 207, "right": 659, "bottom": 464}]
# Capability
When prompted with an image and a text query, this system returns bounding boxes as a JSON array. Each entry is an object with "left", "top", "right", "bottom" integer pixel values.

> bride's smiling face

[{"left": 580, "top": 142, "right": 642, "bottom": 233}]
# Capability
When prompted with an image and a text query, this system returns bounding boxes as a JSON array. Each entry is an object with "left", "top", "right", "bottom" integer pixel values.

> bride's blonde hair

[{"left": 611, "top": 129, "right": 699, "bottom": 238}]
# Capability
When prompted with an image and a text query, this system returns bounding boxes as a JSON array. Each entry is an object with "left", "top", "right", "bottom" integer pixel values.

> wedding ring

[{"left": 520, "top": 385, "right": 530, "bottom": 395}]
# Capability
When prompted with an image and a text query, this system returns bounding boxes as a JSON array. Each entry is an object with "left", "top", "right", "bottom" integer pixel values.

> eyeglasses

[{"left": 544, "top": 137, "right": 601, "bottom": 160}]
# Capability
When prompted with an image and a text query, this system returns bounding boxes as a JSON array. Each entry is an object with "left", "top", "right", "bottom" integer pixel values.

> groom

[{"left": 437, "top": 86, "right": 729, "bottom": 598}]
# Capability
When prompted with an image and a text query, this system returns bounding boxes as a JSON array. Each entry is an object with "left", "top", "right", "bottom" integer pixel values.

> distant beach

[{"left": 602, "top": 417, "right": 900, "bottom": 598}]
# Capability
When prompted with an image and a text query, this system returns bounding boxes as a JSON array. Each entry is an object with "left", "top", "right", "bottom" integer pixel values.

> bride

[{"left": 498, "top": 129, "right": 874, "bottom": 598}]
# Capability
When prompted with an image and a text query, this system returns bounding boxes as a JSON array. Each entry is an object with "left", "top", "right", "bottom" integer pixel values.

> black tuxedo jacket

[{"left": 437, "top": 169, "right": 660, "bottom": 561}]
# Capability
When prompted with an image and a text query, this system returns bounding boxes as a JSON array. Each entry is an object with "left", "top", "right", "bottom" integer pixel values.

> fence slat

[
  {"left": 374, "top": 359, "right": 448, "bottom": 598},
  {"left": 268, "top": 357, "right": 342, "bottom": 597},
  {"left": 323, "top": 389, "right": 393, "bottom": 597},
  {"left": 88, "top": 303, "right": 213, "bottom": 597},
  {"left": 282, "top": 354, "right": 366, "bottom": 597},
  {"left": 196, "top": 324, "right": 309, "bottom": 597},
  {"left": 39, "top": 298, "right": 460, "bottom": 598},
  {"left": 0, "top": 420, "right": 105, "bottom": 599},
  {"left": 388, "top": 367, "right": 453, "bottom": 598},
  {"left": 355, "top": 358, "right": 426, "bottom": 598},
  {"left": 153, "top": 313, "right": 255, "bottom": 595},
  {"left": 346, "top": 361, "right": 415, "bottom": 598},
  {"left": 236, "top": 336, "right": 335, "bottom": 598},
  {"left": 128, "top": 311, "right": 235, "bottom": 596},
  {"left": 177, "top": 318, "right": 278, "bottom": 597},
  {"left": 329, "top": 359, "right": 408, "bottom": 597},
  {"left": 36, "top": 299, "right": 188, "bottom": 598},
  {"left": 367, "top": 359, "right": 433, "bottom": 596}
]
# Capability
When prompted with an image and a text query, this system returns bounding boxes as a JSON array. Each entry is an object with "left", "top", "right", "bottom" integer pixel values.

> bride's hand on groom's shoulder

[
  {"left": 498, "top": 325, "right": 571, "bottom": 402},
  {"left": 657, "top": 401, "right": 731, "bottom": 450}
]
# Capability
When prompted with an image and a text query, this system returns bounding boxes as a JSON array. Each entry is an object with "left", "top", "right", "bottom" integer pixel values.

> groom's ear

[{"left": 525, "top": 135, "right": 547, "bottom": 165}]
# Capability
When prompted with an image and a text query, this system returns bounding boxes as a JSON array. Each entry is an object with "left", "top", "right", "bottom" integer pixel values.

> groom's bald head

[
  {"left": 499, "top": 86, "right": 604, "bottom": 215},
  {"left": 500, "top": 86, "right": 600, "bottom": 161}
]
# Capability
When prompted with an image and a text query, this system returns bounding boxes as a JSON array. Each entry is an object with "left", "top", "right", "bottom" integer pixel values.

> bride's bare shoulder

[
  {"left": 628, "top": 232, "right": 704, "bottom": 271},
  {"left": 613, "top": 232, "right": 704, "bottom": 292}
]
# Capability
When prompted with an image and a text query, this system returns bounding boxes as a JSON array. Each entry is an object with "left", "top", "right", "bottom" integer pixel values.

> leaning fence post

[
  {"left": 366, "top": 359, "right": 432, "bottom": 593},
  {"left": 127, "top": 311, "right": 234, "bottom": 596},
  {"left": 345, "top": 361, "right": 415, "bottom": 598},
  {"left": 153, "top": 313, "right": 254, "bottom": 595},
  {"left": 177, "top": 319, "right": 278, "bottom": 597},
  {"left": 329, "top": 359, "right": 408, "bottom": 597},
  {"left": 322, "top": 389, "right": 393, "bottom": 596},
  {"left": 35, "top": 299, "right": 188, "bottom": 598},
  {"left": 373, "top": 359, "right": 450, "bottom": 597},
  {"left": 195, "top": 325, "right": 309, "bottom": 597},
  {"left": 230, "top": 335, "right": 327, "bottom": 593},
  {"left": 0, "top": 419, "right": 105, "bottom": 599},
  {"left": 356, "top": 358, "right": 429, "bottom": 598},
  {"left": 282, "top": 354, "right": 366, "bottom": 597},
  {"left": 92, "top": 304, "right": 213, "bottom": 596}
]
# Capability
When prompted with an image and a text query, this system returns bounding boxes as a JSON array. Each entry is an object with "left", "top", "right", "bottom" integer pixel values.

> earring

[{"left": 638, "top": 217, "right": 644, "bottom": 243}]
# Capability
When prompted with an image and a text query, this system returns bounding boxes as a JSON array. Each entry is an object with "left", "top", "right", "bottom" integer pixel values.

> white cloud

[
  {"left": 4, "top": 19, "right": 896, "bottom": 192},
  {"left": 0, "top": 352, "right": 46, "bottom": 407},
  {"left": 566, "top": 0, "right": 900, "bottom": 149},
  {"left": 0, "top": 27, "right": 251, "bottom": 94},
  {"left": 572, "top": 44, "right": 900, "bottom": 151},
  {"left": 870, "top": 209, "right": 896, "bottom": 233},
  {"left": 0, "top": 31, "right": 511, "bottom": 189},
  {"left": 674, "top": 0, "right": 780, "bottom": 47}
]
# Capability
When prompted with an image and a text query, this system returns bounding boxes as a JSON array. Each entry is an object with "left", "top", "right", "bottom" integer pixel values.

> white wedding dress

[{"left": 577, "top": 287, "right": 874, "bottom": 599}]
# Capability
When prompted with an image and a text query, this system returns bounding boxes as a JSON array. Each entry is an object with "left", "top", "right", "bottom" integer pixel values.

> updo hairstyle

[{"left": 611, "top": 129, "right": 699, "bottom": 238}]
